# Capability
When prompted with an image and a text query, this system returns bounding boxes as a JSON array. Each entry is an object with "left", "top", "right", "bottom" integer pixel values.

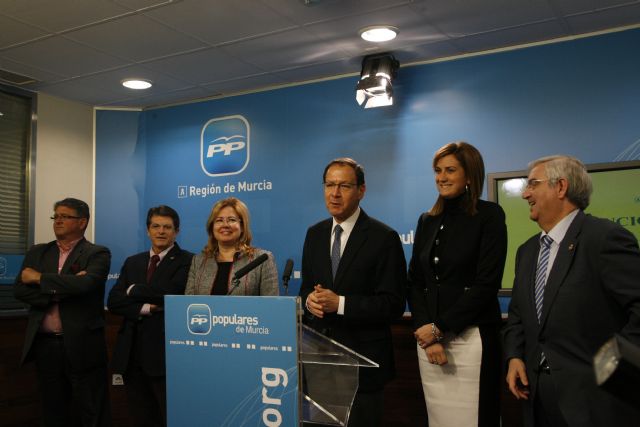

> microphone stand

[
  {"left": 227, "top": 278, "right": 240, "bottom": 295},
  {"left": 281, "top": 259, "right": 294, "bottom": 296}
]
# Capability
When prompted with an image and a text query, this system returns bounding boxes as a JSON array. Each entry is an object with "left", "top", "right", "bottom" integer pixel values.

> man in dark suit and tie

[
  {"left": 300, "top": 158, "right": 406, "bottom": 427},
  {"left": 503, "top": 155, "right": 640, "bottom": 427},
  {"left": 14, "top": 197, "right": 112, "bottom": 427},
  {"left": 108, "top": 205, "right": 192, "bottom": 426}
]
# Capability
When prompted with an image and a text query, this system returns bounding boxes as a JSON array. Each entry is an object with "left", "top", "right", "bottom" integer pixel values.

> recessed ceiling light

[
  {"left": 122, "top": 79, "right": 152, "bottom": 90},
  {"left": 359, "top": 26, "right": 398, "bottom": 43}
]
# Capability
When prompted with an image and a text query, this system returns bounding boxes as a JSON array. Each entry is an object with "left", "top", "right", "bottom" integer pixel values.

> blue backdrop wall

[{"left": 95, "top": 28, "right": 640, "bottom": 298}]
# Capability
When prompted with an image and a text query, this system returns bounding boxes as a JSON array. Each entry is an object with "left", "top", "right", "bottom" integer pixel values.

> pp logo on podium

[
  {"left": 200, "top": 115, "right": 250, "bottom": 177},
  {"left": 187, "top": 304, "right": 212, "bottom": 335}
]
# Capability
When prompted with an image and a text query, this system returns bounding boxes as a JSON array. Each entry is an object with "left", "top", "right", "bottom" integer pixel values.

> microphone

[
  {"left": 233, "top": 253, "right": 269, "bottom": 281},
  {"left": 228, "top": 253, "right": 269, "bottom": 295},
  {"left": 282, "top": 259, "right": 294, "bottom": 295}
]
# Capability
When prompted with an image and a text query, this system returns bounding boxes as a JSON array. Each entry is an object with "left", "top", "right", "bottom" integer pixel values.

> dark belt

[
  {"left": 37, "top": 332, "right": 64, "bottom": 339},
  {"left": 539, "top": 358, "right": 551, "bottom": 374}
]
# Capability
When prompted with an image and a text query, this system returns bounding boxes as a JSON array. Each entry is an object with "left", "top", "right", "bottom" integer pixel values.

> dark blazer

[
  {"left": 503, "top": 210, "right": 640, "bottom": 427},
  {"left": 14, "top": 239, "right": 111, "bottom": 371},
  {"left": 108, "top": 244, "right": 193, "bottom": 377},
  {"left": 408, "top": 199, "right": 507, "bottom": 334},
  {"left": 299, "top": 209, "right": 407, "bottom": 391}
]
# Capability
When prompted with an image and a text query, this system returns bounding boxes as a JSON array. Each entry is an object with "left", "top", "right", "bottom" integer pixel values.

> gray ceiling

[{"left": 1, "top": 0, "right": 639, "bottom": 109}]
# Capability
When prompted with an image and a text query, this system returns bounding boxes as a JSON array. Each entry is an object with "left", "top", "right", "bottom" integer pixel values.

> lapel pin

[{"left": 568, "top": 243, "right": 574, "bottom": 251}]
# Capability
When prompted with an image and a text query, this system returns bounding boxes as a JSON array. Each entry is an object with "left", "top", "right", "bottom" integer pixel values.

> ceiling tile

[
  {"left": 565, "top": 4, "right": 640, "bottom": 34},
  {"left": 2, "top": 0, "right": 637, "bottom": 108},
  {"left": 304, "top": 4, "right": 448, "bottom": 56},
  {"left": 219, "top": 28, "right": 347, "bottom": 71},
  {"left": 28, "top": 63, "right": 195, "bottom": 106},
  {"left": 453, "top": 20, "right": 568, "bottom": 53},
  {"left": 551, "top": 0, "right": 639, "bottom": 16},
  {"left": 0, "top": 14, "right": 49, "bottom": 49},
  {"left": 143, "top": 0, "right": 297, "bottom": 45},
  {"left": 201, "top": 73, "right": 289, "bottom": 97},
  {"left": 65, "top": 14, "right": 206, "bottom": 62},
  {"left": 262, "top": 0, "right": 414, "bottom": 26},
  {"left": 414, "top": 0, "right": 558, "bottom": 37},
  {"left": 112, "top": 0, "right": 177, "bottom": 10},
  {"left": 1, "top": 36, "right": 128, "bottom": 78},
  {"left": 273, "top": 58, "right": 360, "bottom": 84},
  {"left": 141, "top": 48, "right": 263, "bottom": 85},
  {"left": 113, "top": 85, "right": 214, "bottom": 108},
  {"left": 0, "top": 0, "right": 131, "bottom": 32},
  {"left": 0, "top": 56, "right": 64, "bottom": 83},
  {"left": 30, "top": 81, "right": 122, "bottom": 106},
  {"left": 395, "top": 39, "right": 464, "bottom": 64}
]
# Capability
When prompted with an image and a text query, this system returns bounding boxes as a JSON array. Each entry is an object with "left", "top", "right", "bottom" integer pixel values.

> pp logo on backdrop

[
  {"left": 187, "top": 304, "right": 212, "bottom": 335},
  {"left": 201, "top": 115, "right": 250, "bottom": 176}
]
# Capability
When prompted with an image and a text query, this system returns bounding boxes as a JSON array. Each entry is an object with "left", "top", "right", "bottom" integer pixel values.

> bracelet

[{"left": 430, "top": 323, "right": 443, "bottom": 342}]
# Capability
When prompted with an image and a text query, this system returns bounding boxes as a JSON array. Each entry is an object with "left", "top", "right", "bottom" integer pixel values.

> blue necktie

[
  {"left": 331, "top": 225, "right": 343, "bottom": 278},
  {"left": 534, "top": 235, "right": 553, "bottom": 323}
]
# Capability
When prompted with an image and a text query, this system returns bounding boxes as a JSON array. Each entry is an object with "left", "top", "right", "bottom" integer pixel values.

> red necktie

[{"left": 147, "top": 254, "right": 160, "bottom": 283}]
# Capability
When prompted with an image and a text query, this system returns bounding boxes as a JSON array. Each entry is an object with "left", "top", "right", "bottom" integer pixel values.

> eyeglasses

[
  {"left": 214, "top": 217, "right": 241, "bottom": 226},
  {"left": 323, "top": 182, "right": 358, "bottom": 192},
  {"left": 50, "top": 214, "right": 81, "bottom": 221},
  {"left": 524, "top": 178, "right": 551, "bottom": 190},
  {"left": 149, "top": 223, "right": 175, "bottom": 231}
]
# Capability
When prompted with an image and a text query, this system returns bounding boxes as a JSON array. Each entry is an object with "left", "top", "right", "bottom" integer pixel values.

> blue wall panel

[{"left": 96, "top": 28, "right": 640, "bottom": 297}]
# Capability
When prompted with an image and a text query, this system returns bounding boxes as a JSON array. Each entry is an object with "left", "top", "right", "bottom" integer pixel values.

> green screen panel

[{"left": 491, "top": 162, "right": 640, "bottom": 290}]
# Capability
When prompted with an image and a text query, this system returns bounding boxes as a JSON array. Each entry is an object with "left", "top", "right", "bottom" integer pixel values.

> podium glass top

[{"left": 299, "top": 324, "right": 378, "bottom": 367}]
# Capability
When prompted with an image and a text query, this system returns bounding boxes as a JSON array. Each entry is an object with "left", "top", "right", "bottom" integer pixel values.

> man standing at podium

[
  {"left": 108, "top": 205, "right": 193, "bottom": 426},
  {"left": 300, "top": 158, "right": 407, "bottom": 427},
  {"left": 503, "top": 155, "right": 640, "bottom": 426}
]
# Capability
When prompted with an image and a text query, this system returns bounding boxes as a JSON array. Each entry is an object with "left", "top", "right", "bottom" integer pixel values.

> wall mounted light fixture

[{"left": 355, "top": 53, "right": 399, "bottom": 108}]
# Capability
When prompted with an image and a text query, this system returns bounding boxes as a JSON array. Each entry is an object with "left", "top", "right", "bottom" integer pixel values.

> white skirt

[{"left": 417, "top": 326, "right": 482, "bottom": 427}]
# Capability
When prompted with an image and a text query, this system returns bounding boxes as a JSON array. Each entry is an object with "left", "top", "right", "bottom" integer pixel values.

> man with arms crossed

[
  {"left": 108, "top": 205, "right": 193, "bottom": 427},
  {"left": 14, "top": 197, "right": 112, "bottom": 426},
  {"left": 503, "top": 155, "right": 640, "bottom": 426},
  {"left": 300, "top": 158, "right": 406, "bottom": 427}
]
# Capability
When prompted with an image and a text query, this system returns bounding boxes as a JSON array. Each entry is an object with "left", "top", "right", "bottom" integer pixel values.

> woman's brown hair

[{"left": 429, "top": 141, "right": 485, "bottom": 216}]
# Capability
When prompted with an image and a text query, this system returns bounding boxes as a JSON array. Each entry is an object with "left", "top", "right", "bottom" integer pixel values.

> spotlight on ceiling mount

[
  {"left": 121, "top": 79, "right": 152, "bottom": 90},
  {"left": 356, "top": 53, "right": 399, "bottom": 109}
]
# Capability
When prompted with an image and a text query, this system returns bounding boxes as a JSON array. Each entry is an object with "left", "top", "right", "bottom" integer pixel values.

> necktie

[
  {"left": 331, "top": 225, "right": 343, "bottom": 278},
  {"left": 534, "top": 235, "right": 553, "bottom": 323},
  {"left": 147, "top": 254, "right": 160, "bottom": 283}
]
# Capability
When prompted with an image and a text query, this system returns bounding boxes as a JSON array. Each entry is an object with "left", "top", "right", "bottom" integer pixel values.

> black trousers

[
  {"left": 534, "top": 362, "right": 568, "bottom": 427},
  {"left": 347, "top": 389, "right": 384, "bottom": 427},
  {"left": 34, "top": 334, "right": 111, "bottom": 427},
  {"left": 123, "top": 361, "right": 167, "bottom": 427}
]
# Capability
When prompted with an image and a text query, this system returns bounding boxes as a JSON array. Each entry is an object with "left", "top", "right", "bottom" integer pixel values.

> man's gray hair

[{"left": 528, "top": 155, "right": 592, "bottom": 209}]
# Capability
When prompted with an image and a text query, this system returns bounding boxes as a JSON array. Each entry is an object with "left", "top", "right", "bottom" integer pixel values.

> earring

[{"left": 465, "top": 184, "right": 469, "bottom": 192}]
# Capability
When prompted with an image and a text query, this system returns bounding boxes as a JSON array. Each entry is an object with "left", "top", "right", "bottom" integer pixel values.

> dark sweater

[{"left": 407, "top": 196, "right": 508, "bottom": 334}]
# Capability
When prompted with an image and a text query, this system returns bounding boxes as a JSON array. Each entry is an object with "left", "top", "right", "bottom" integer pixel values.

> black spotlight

[{"left": 356, "top": 53, "right": 399, "bottom": 109}]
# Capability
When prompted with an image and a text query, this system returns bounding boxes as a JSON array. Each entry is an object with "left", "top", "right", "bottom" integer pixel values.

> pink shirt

[{"left": 40, "top": 238, "right": 82, "bottom": 333}]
